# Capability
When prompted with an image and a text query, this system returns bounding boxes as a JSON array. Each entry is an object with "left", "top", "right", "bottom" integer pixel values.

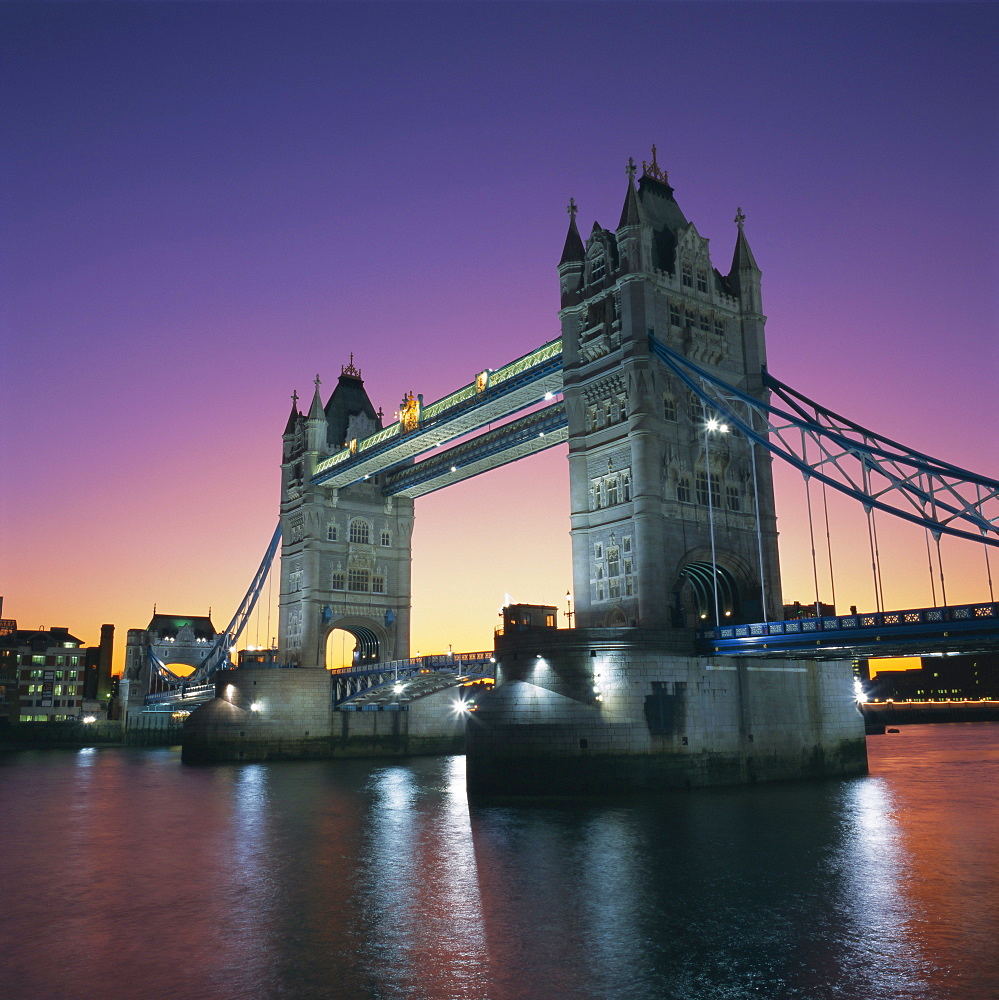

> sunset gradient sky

[{"left": 2, "top": 2, "right": 996, "bottom": 672}]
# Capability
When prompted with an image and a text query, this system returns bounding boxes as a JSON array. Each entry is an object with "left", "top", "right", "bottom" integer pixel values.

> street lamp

[{"left": 565, "top": 590, "right": 574, "bottom": 628}]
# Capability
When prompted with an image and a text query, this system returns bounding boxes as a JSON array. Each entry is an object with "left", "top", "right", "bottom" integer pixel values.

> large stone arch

[
  {"left": 672, "top": 548, "right": 759, "bottom": 626},
  {"left": 323, "top": 615, "right": 390, "bottom": 669}
]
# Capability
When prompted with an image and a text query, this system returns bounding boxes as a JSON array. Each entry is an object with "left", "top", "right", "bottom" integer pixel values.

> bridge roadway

[
  {"left": 331, "top": 651, "right": 495, "bottom": 708},
  {"left": 312, "top": 337, "right": 564, "bottom": 496},
  {"left": 699, "top": 601, "right": 999, "bottom": 658}
]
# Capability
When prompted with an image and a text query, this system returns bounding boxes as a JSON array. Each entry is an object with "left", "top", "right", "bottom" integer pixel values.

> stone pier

[
  {"left": 181, "top": 666, "right": 469, "bottom": 763},
  {"left": 465, "top": 628, "right": 867, "bottom": 796}
]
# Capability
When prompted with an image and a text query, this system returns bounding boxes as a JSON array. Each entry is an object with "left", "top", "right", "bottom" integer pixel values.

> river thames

[{"left": 1, "top": 723, "right": 996, "bottom": 1000}]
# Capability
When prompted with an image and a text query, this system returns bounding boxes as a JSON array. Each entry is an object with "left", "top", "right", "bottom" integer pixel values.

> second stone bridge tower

[{"left": 558, "top": 149, "right": 782, "bottom": 628}]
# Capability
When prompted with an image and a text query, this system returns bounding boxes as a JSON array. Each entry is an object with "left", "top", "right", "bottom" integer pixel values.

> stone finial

[
  {"left": 567, "top": 197, "right": 578, "bottom": 218},
  {"left": 626, "top": 157, "right": 636, "bottom": 181},
  {"left": 735, "top": 207, "right": 746, "bottom": 230}
]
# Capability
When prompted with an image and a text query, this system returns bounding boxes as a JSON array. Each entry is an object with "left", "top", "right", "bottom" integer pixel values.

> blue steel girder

[
  {"left": 312, "top": 338, "right": 563, "bottom": 490},
  {"left": 383, "top": 403, "right": 568, "bottom": 498},
  {"left": 699, "top": 602, "right": 999, "bottom": 658},
  {"left": 649, "top": 335, "right": 999, "bottom": 547}
]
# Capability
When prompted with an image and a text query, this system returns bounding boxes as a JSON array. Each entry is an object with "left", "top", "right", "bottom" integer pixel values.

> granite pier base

[{"left": 466, "top": 628, "right": 868, "bottom": 796}]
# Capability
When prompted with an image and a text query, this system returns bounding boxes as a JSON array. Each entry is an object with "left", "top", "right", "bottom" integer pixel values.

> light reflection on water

[{"left": 0, "top": 725, "right": 996, "bottom": 999}]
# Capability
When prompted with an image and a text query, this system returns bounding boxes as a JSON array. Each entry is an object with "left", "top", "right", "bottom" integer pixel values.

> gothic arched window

[{"left": 349, "top": 519, "right": 370, "bottom": 544}]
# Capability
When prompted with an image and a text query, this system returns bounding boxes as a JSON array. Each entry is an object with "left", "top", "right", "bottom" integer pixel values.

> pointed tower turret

[
  {"left": 284, "top": 390, "right": 301, "bottom": 435},
  {"left": 558, "top": 198, "right": 585, "bottom": 308},
  {"left": 728, "top": 207, "right": 767, "bottom": 387},
  {"left": 282, "top": 390, "right": 302, "bottom": 461},
  {"left": 305, "top": 375, "right": 328, "bottom": 453},
  {"left": 728, "top": 207, "right": 762, "bottom": 312},
  {"left": 616, "top": 157, "right": 649, "bottom": 274},
  {"left": 618, "top": 158, "right": 642, "bottom": 229}
]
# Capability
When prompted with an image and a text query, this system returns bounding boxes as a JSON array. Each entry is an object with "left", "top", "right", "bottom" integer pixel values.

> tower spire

[
  {"left": 730, "top": 206, "right": 760, "bottom": 274},
  {"left": 307, "top": 374, "right": 324, "bottom": 420},
  {"left": 559, "top": 198, "right": 585, "bottom": 265},
  {"left": 618, "top": 157, "right": 642, "bottom": 228}
]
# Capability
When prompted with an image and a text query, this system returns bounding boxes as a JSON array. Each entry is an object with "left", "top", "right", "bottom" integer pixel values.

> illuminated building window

[
  {"left": 348, "top": 569, "right": 370, "bottom": 592},
  {"left": 696, "top": 471, "right": 721, "bottom": 508},
  {"left": 32, "top": 656, "right": 44, "bottom": 665},
  {"left": 349, "top": 520, "right": 370, "bottom": 544},
  {"left": 682, "top": 261, "right": 693, "bottom": 287},
  {"left": 663, "top": 396, "right": 677, "bottom": 421},
  {"left": 677, "top": 476, "right": 691, "bottom": 503},
  {"left": 327, "top": 524, "right": 338, "bottom": 542},
  {"left": 607, "top": 547, "right": 620, "bottom": 577},
  {"left": 380, "top": 530, "right": 391, "bottom": 546},
  {"left": 697, "top": 268, "right": 708, "bottom": 293}
]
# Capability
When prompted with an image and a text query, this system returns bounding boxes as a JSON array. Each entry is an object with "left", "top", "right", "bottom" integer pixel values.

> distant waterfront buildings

[
  {"left": 0, "top": 599, "right": 114, "bottom": 722},
  {"left": 860, "top": 654, "right": 999, "bottom": 703}
]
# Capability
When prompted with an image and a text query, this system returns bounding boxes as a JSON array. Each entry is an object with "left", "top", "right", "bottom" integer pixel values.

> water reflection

[{"left": 1, "top": 727, "right": 996, "bottom": 1000}]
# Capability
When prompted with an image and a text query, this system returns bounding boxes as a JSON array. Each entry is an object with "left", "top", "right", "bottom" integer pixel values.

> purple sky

[{"left": 2, "top": 2, "right": 996, "bottom": 669}]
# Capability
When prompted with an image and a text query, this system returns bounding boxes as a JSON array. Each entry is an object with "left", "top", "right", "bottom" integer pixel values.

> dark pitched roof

[
  {"left": 324, "top": 371, "right": 381, "bottom": 450},
  {"left": 146, "top": 614, "right": 217, "bottom": 640}
]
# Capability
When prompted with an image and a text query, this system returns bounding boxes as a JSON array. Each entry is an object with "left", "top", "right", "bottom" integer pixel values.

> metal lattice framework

[
  {"left": 650, "top": 334, "right": 999, "bottom": 548},
  {"left": 151, "top": 523, "right": 283, "bottom": 687}
]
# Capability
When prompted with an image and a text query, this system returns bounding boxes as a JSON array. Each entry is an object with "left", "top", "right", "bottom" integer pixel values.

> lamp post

[{"left": 565, "top": 590, "right": 574, "bottom": 628}]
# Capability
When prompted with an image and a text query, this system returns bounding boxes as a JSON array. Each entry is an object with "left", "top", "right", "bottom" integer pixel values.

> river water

[{"left": 1, "top": 724, "right": 997, "bottom": 1000}]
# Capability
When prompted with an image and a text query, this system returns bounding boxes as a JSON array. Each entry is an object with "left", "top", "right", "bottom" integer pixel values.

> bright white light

[
  {"left": 544, "top": 392, "right": 554, "bottom": 400},
  {"left": 452, "top": 700, "right": 470, "bottom": 715},
  {"left": 250, "top": 702, "right": 262, "bottom": 712},
  {"left": 707, "top": 418, "right": 719, "bottom": 431},
  {"left": 853, "top": 678, "right": 869, "bottom": 704},
  {"left": 82, "top": 715, "right": 96, "bottom": 724},
  {"left": 451, "top": 466, "right": 458, "bottom": 473},
  {"left": 393, "top": 683, "right": 405, "bottom": 694}
]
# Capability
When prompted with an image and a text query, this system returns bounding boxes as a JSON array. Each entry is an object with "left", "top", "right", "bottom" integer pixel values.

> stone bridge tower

[
  {"left": 278, "top": 360, "right": 414, "bottom": 669},
  {"left": 559, "top": 149, "right": 782, "bottom": 628}
]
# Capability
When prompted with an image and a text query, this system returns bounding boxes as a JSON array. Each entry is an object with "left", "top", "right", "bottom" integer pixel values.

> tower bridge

[{"left": 182, "top": 149, "right": 999, "bottom": 790}]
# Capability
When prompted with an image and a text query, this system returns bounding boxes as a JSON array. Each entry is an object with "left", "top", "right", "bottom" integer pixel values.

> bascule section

[
  {"left": 558, "top": 149, "right": 782, "bottom": 629},
  {"left": 278, "top": 360, "right": 415, "bottom": 670}
]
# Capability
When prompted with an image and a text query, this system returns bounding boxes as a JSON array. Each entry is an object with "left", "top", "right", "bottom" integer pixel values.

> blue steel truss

[
  {"left": 699, "top": 601, "right": 999, "bottom": 658},
  {"left": 150, "top": 523, "right": 282, "bottom": 687},
  {"left": 649, "top": 335, "right": 999, "bottom": 547}
]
